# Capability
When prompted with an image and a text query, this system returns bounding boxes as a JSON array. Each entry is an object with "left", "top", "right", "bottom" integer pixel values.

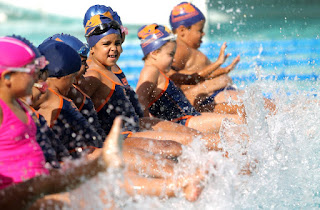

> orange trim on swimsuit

[
  {"left": 172, "top": 115, "right": 194, "bottom": 123},
  {"left": 48, "top": 88, "right": 63, "bottom": 128},
  {"left": 121, "top": 131, "right": 133, "bottom": 138},
  {"left": 88, "top": 68, "right": 122, "bottom": 112},
  {"left": 112, "top": 64, "right": 123, "bottom": 74},
  {"left": 147, "top": 71, "right": 170, "bottom": 108},
  {"left": 29, "top": 106, "right": 40, "bottom": 119},
  {"left": 72, "top": 84, "right": 88, "bottom": 111}
]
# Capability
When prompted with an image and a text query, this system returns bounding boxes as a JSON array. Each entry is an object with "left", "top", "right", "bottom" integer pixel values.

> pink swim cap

[{"left": 0, "top": 37, "right": 36, "bottom": 75}]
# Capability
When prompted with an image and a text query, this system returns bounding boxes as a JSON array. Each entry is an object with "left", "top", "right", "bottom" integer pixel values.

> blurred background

[{"left": 0, "top": 0, "right": 319, "bottom": 94}]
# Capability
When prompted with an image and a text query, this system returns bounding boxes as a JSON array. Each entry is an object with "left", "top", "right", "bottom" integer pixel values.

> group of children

[{"left": 0, "top": 2, "right": 274, "bottom": 208}]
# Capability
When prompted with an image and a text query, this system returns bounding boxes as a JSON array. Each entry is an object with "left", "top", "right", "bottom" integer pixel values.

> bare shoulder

[
  {"left": 172, "top": 40, "right": 192, "bottom": 70},
  {"left": 188, "top": 48, "right": 210, "bottom": 68},
  {"left": 85, "top": 68, "right": 102, "bottom": 80},
  {"left": 139, "top": 65, "right": 160, "bottom": 82}
]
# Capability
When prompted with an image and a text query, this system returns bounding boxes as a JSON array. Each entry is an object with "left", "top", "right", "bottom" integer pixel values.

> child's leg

[
  {"left": 130, "top": 130, "right": 221, "bottom": 151},
  {"left": 139, "top": 117, "right": 200, "bottom": 135},
  {"left": 28, "top": 192, "right": 71, "bottom": 210},
  {"left": 181, "top": 74, "right": 232, "bottom": 105},
  {"left": 123, "top": 171, "right": 204, "bottom": 202},
  {"left": 123, "top": 146, "right": 176, "bottom": 178},
  {"left": 124, "top": 137, "right": 183, "bottom": 158},
  {"left": 187, "top": 113, "right": 245, "bottom": 133}
]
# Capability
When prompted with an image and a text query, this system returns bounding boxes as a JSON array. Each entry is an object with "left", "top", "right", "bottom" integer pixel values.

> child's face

[
  {"left": 75, "top": 56, "right": 88, "bottom": 85},
  {"left": 155, "top": 41, "right": 176, "bottom": 73},
  {"left": 91, "top": 34, "right": 122, "bottom": 67},
  {"left": 184, "top": 20, "right": 205, "bottom": 49},
  {"left": 59, "top": 72, "right": 77, "bottom": 96},
  {"left": 10, "top": 72, "right": 35, "bottom": 97}
]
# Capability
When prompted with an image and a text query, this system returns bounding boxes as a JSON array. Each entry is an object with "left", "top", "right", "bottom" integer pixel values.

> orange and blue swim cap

[
  {"left": 138, "top": 24, "right": 176, "bottom": 56},
  {"left": 44, "top": 34, "right": 89, "bottom": 57},
  {"left": 84, "top": 14, "right": 121, "bottom": 48},
  {"left": 170, "top": 2, "right": 205, "bottom": 30}
]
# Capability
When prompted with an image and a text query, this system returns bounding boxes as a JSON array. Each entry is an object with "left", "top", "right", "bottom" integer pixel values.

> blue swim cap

[
  {"left": 38, "top": 40, "right": 81, "bottom": 77},
  {"left": 44, "top": 34, "right": 89, "bottom": 57},
  {"left": 85, "top": 14, "right": 121, "bottom": 48},
  {"left": 138, "top": 24, "right": 176, "bottom": 56},
  {"left": 83, "top": 5, "right": 123, "bottom": 27},
  {"left": 170, "top": 2, "right": 205, "bottom": 30}
]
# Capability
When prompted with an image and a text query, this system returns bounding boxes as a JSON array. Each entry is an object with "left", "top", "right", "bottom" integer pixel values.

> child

[
  {"left": 45, "top": 33, "right": 107, "bottom": 139},
  {"left": 168, "top": 2, "right": 244, "bottom": 113},
  {"left": 0, "top": 36, "right": 50, "bottom": 189},
  {"left": 0, "top": 37, "right": 123, "bottom": 209},
  {"left": 10, "top": 35, "right": 71, "bottom": 168},
  {"left": 136, "top": 23, "right": 245, "bottom": 134},
  {"left": 37, "top": 40, "right": 104, "bottom": 157},
  {"left": 82, "top": 5, "right": 223, "bottom": 150}
]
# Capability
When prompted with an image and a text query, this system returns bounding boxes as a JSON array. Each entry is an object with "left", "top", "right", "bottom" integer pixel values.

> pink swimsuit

[{"left": 0, "top": 98, "right": 49, "bottom": 190}]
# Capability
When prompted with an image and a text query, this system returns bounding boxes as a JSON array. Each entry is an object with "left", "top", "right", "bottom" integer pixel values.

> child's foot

[
  {"left": 102, "top": 117, "right": 123, "bottom": 169},
  {"left": 183, "top": 180, "right": 204, "bottom": 202}
]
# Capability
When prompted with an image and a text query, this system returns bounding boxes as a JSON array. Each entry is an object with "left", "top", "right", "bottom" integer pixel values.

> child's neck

[
  {"left": 91, "top": 57, "right": 112, "bottom": 72},
  {"left": 0, "top": 87, "right": 17, "bottom": 105}
]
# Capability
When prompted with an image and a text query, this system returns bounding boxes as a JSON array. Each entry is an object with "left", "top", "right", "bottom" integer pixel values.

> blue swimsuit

[
  {"left": 114, "top": 68, "right": 144, "bottom": 118},
  {"left": 49, "top": 88, "right": 103, "bottom": 157},
  {"left": 200, "top": 86, "right": 237, "bottom": 106},
  {"left": 148, "top": 72, "right": 201, "bottom": 126},
  {"left": 89, "top": 69, "right": 140, "bottom": 136},
  {"left": 30, "top": 107, "right": 70, "bottom": 168},
  {"left": 72, "top": 85, "right": 107, "bottom": 139}
]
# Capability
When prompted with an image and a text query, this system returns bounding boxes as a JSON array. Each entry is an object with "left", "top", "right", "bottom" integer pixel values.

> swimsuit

[
  {"left": 29, "top": 106, "right": 70, "bottom": 168},
  {"left": 200, "top": 86, "right": 237, "bottom": 106},
  {"left": 114, "top": 68, "right": 144, "bottom": 118},
  {"left": 72, "top": 85, "right": 107, "bottom": 139},
  {"left": 49, "top": 88, "right": 103, "bottom": 157},
  {"left": 89, "top": 68, "right": 139, "bottom": 136},
  {"left": 0, "top": 98, "right": 48, "bottom": 189},
  {"left": 148, "top": 72, "right": 201, "bottom": 126}
]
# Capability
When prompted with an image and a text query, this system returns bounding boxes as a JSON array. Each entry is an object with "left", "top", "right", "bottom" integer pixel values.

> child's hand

[
  {"left": 217, "top": 42, "right": 230, "bottom": 65},
  {"left": 224, "top": 55, "right": 240, "bottom": 74}
]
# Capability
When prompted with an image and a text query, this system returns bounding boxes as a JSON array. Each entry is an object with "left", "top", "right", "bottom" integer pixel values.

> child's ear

[
  {"left": 176, "top": 25, "right": 187, "bottom": 37},
  {"left": 2, "top": 71, "right": 11, "bottom": 80},
  {"left": 150, "top": 50, "right": 159, "bottom": 60}
]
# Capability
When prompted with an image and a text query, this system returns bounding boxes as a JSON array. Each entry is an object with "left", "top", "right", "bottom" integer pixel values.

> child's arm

[
  {"left": 196, "top": 42, "right": 230, "bottom": 78},
  {"left": 78, "top": 70, "right": 102, "bottom": 98},
  {"left": 207, "top": 55, "right": 240, "bottom": 79},
  {"left": 136, "top": 66, "right": 160, "bottom": 117},
  {"left": 0, "top": 117, "right": 123, "bottom": 210},
  {"left": 168, "top": 42, "right": 230, "bottom": 84},
  {"left": 166, "top": 69, "right": 205, "bottom": 85}
]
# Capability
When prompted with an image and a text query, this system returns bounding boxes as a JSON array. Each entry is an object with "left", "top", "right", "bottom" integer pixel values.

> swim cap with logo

[
  {"left": 44, "top": 34, "right": 89, "bottom": 57},
  {"left": 169, "top": 2, "right": 205, "bottom": 30},
  {"left": 138, "top": 24, "right": 176, "bottom": 56},
  {"left": 85, "top": 14, "right": 121, "bottom": 48}
]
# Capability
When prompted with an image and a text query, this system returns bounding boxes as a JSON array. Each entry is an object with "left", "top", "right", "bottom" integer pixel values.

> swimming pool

[{"left": 1, "top": 1, "right": 320, "bottom": 209}]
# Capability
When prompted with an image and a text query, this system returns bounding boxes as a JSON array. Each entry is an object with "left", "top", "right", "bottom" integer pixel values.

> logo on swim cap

[
  {"left": 84, "top": 14, "right": 121, "bottom": 48},
  {"left": 170, "top": 2, "right": 205, "bottom": 30},
  {"left": 138, "top": 24, "right": 176, "bottom": 56}
]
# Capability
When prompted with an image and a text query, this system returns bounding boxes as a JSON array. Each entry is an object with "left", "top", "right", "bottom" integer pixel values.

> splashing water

[{"left": 61, "top": 77, "right": 320, "bottom": 209}]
